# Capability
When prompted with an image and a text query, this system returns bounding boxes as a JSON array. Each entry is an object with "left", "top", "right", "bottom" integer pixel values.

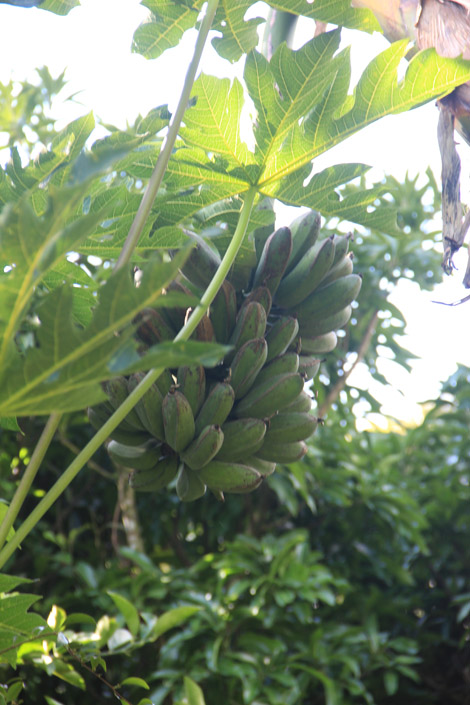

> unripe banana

[
  {"left": 285, "top": 210, "right": 321, "bottom": 275},
  {"left": 266, "top": 411, "right": 318, "bottom": 442},
  {"left": 194, "top": 382, "right": 235, "bottom": 435},
  {"left": 331, "top": 232, "right": 351, "bottom": 266},
  {"left": 255, "top": 352, "right": 299, "bottom": 386},
  {"left": 256, "top": 439, "right": 308, "bottom": 464},
  {"left": 298, "top": 356, "right": 321, "bottom": 381},
  {"left": 180, "top": 424, "right": 225, "bottom": 470},
  {"left": 274, "top": 236, "right": 336, "bottom": 308},
  {"left": 216, "top": 417, "right": 267, "bottom": 461},
  {"left": 193, "top": 313, "right": 216, "bottom": 342},
  {"left": 230, "top": 337, "right": 268, "bottom": 399},
  {"left": 108, "top": 439, "right": 162, "bottom": 471},
  {"left": 319, "top": 252, "right": 354, "bottom": 288},
  {"left": 298, "top": 305, "right": 352, "bottom": 338},
  {"left": 242, "top": 286, "right": 272, "bottom": 316},
  {"left": 245, "top": 455, "right": 277, "bottom": 477},
  {"left": 155, "top": 369, "right": 175, "bottom": 397},
  {"left": 233, "top": 372, "right": 304, "bottom": 419},
  {"left": 88, "top": 406, "right": 149, "bottom": 446},
  {"left": 227, "top": 301, "right": 267, "bottom": 363},
  {"left": 265, "top": 316, "right": 299, "bottom": 363},
  {"left": 210, "top": 280, "right": 237, "bottom": 343},
  {"left": 301, "top": 331, "right": 337, "bottom": 355},
  {"left": 252, "top": 226, "right": 292, "bottom": 295},
  {"left": 176, "top": 464, "right": 206, "bottom": 501},
  {"left": 198, "top": 460, "right": 262, "bottom": 493},
  {"left": 134, "top": 308, "right": 176, "bottom": 347},
  {"left": 176, "top": 365, "right": 206, "bottom": 417},
  {"left": 175, "top": 231, "right": 221, "bottom": 289},
  {"left": 103, "top": 377, "right": 144, "bottom": 431},
  {"left": 130, "top": 453, "right": 178, "bottom": 492},
  {"left": 162, "top": 389, "right": 195, "bottom": 452},
  {"left": 163, "top": 279, "right": 197, "bottom": 332},
  {"left": 284, "top": 390, "right": 313, "bottom": 413},
  {"left": 128, "top": 373, "right": 165, "bottom": 441},
  {"left": 295, "top": 274, "right": 362, "bottom": 323}
]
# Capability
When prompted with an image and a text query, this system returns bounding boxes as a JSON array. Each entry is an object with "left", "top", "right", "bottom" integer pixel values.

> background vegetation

[{"left": 0, "top": 2, "right": 469, "bottom": 704}]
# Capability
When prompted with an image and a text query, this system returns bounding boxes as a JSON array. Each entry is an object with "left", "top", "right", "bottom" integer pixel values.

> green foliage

[{"left": 1, "top": 1, "right": 470, "bottom": 703}]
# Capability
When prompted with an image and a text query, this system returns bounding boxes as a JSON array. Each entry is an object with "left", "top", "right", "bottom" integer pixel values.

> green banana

[
  {"left": 134, "top": 308, "right": 176, "bottom": 346},
  {"left": 127, "top": 373, "right": 165, "bottom": 441},
  {"left": 265, "top": 316, "right": 299, "bottom": 362},
  {"left": 163, "top": 279, "right": 197, "bottom": 332},
  {"left": 298, "top": 304, "right": 352, "bottom": 338},
  {"left": 176, "top": 231, "right": 221, "bottom": 289},
  {"left": 331, "top": 232, "right": 351, "bottom": 266},
  {"left": 155, "top": 369, "right": 175, "bottom": 397},
  {"left": 162, "top": 389, "right": 195, "bottom": 452},
  {"left": 198, "top": 460, "right": 262, "bottom": 493},
  {"left": 295, "top": 274, "right": 362, "bottom": 323},
  {"left": 227, "top": 301, "right": 267, "bottom": 362},
  {"left": 319, "top": 252, "right": 354, "bottom": 288},
  {"left": 194, "top": 381, "right": 235, "bottom": 435},
  {"left": 180, "top": 424, "right": 225, "bottom": 470},
  {"left": 274, "top": 236, "right": 336, "bottom": 308},
  {"left": 251, "top": 226, "right": 292, "bottom": 295},
  {"left": 255, "top": 352, "right": 299, "bottom": 386},
  {"left": 230, "top": 337, "right": 268, "bottom": 399},
  {"left": 193, "top": 313, "right": 216, "bottom": 342},
  {"left": 241, "top": 286, "right": 272, "bottom": 316},
  {"left": 233, "top": 372, "right": 304, "bottom": 419},
  {"left": 103, "top": 377, "right": 144, "bottom": 431},
  {"left": 216, "top": 417, "right": 267, "bottom": 462},
  {"left": 176, "top": 365, "right": 206, "bottom": 417},
  {"left": 88, "top": 406, "right": 149, "bottom": 446},
  {"left": 176, "top": 464, "right": 206, "bottom": 501},
  {"left": 301, "top": 331, "right": 338, "bottom": 355},
  {"left": 284, "top": 390, "right": 313, "bottom": 413},
  {"left": 255, "top": 439, "right": 308, "bottom": 464},
  {"left": 266, "top": 411, "right": 318, "bottom": 442},
  {"left": 245, "top": 455, "right": 277, "bottom": 477},
  {"left": 130, "top": 454, "right": 178, "bottom": 492},
  {"left": 298, "top": 356, "right": 321, "bottom": 381},
  {"left": 210, "top": 280, "right": 237, "bottom": 343},
  {"left": 107, "top": 439, "right": 162, "bottom": 471},
  {"left": 284, "top": 210, "right": 321, "bottom": 275}
]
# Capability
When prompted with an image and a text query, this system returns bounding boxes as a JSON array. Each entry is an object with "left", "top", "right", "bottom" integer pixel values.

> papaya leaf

[
  {"left": 181, "top": 74, "right": 259, "bottom": 175},
  {"left": 0, "top": 574, "right": 48, "bottom": 667},
  {"left": 0, "top": 254, "right": 192, "bottom": 416},
  {"left": 211, "top": 1, "right": 263, "bottom": 62},
  {"left": 0, "top": 185, "right": 117, "bottom": 372},
  {"left": 268, "top": 0, "right": 380, "bottom": 32},
  {"left": 256, "top": 37, "right": 470, "bottom": 191},
  {"left": 112, "top": 340, "right": 230, "bottom": 375},
  {"left": 39, "top": 0, "right": 78, "bottom": 14},
  {"left": 132, "top": 0, "right": 199, "bottom": 60}
]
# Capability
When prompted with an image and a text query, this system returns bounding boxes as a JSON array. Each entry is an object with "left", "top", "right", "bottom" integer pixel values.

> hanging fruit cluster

[{"left": 88, "top": 211, "right": 361, "bottom": 501}]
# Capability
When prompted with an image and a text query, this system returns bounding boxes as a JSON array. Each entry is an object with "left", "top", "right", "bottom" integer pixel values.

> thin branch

[
  {"left": 115, "top": 0, "right": 220, "bottom": 270},
  {"left": 0, "top": 413, "right": 61, "bottom": 551},
  {"left": 317, "top": 310, "right": 379, "bottom": 417}
]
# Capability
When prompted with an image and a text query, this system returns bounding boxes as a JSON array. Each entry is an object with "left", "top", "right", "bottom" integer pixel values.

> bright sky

[{"left": 0, "top": 0, "right": 469, "bottom": 423}]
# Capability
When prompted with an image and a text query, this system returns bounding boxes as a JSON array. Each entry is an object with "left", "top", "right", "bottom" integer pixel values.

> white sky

[{"left": 0, "top": 0, "right": 469, "bottom": 423}]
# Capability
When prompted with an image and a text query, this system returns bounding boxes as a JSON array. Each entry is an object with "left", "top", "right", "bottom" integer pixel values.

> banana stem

[
  {"left": 115, "top": 0, "right": 220, "bottom": 270},
  {"left": 0, "top": 186, "right": 258, "bottom": 569},
  {"left": 0, "top": 413, "right": 62, "bottom": 552}
]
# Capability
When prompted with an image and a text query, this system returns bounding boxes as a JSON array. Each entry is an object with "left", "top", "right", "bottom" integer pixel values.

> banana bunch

[{"left": 89, "top": 211, "right": 361, "bottom": 502}]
